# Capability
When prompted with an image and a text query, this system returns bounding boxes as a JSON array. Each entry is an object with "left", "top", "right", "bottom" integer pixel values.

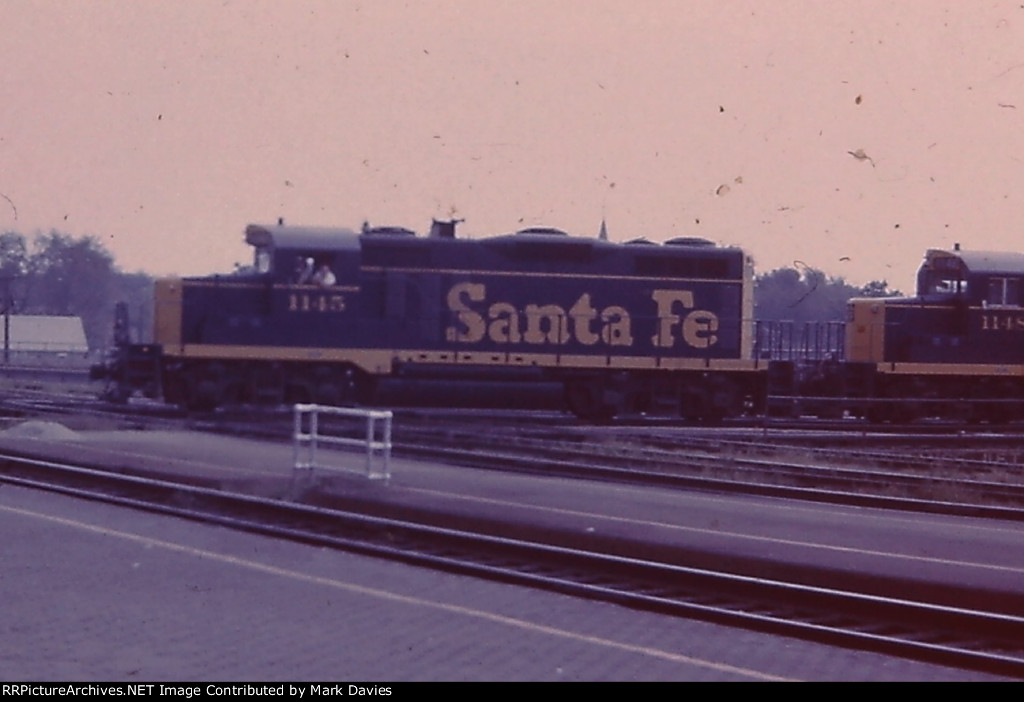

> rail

[{"left": 292, "top": 404, "right": 392, "bottom": 480}]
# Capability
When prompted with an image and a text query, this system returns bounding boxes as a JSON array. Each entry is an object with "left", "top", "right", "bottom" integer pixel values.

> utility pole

[{"left": 0, "top": 276, "right": 11, "bottom": 365}]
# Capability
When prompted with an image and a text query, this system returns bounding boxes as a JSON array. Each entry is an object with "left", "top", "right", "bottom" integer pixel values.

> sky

[{"left": 2, "top": 0, "right": 1023, "bottom": 291}]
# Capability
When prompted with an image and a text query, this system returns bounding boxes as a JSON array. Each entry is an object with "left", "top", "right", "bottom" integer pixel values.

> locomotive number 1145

[{"left": 288, "top": 293, "right": 346, "bottom": 313}]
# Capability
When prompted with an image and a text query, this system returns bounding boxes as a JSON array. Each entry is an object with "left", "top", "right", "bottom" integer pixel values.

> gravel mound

[{"left": 3, "top": 421, "right": 81, "bottom": 441}]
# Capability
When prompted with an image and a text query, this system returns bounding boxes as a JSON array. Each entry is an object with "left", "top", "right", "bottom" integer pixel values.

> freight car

[{"left": 96, "top": 219, "right": 764, "bottom": 420}]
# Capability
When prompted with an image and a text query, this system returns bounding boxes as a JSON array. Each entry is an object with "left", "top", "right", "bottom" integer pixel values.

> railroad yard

[
  {"left": 9, "top": 0, "right": 1024, "bottom": 683},
  {"left": 1, "top": 373, "right": 1024, "bottom": 680}
]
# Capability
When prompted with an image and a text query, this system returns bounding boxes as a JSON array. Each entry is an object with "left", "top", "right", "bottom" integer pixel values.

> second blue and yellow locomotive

[{"left": 840, "top": 245, "right": 1024, "bottom": 422}]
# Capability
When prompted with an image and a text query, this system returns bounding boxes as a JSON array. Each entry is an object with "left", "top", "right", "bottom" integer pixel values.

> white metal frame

[{"left": 292, "top": 403, "right": 392, "bottom": 480}]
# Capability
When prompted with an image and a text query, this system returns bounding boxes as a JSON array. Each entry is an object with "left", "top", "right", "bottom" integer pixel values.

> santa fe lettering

[
  {"left": 444, "top": 282, "right": 633, "bottom": 347},
  {"left": 650, "top": 289, "right": 720, "bottom": 349},
  {"left": 442, "top": 282, "right": 718, "bottom": 350}
]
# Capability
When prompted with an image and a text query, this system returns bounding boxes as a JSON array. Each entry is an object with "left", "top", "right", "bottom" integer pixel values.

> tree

[
  {"left": 22, "top": 232, "right": 116, "bottom": 348},
  {"left": 859, "top": 280, "right": 902, "bottom": 298},
  {"left": 0, "top": 231, "right": 28, "bottom": 280},
  {"left": 755, "top": 266, "right": 862, "bottom": 322},
  {"left": 0, "top": 229, "right": 155, "bottom": 352}
]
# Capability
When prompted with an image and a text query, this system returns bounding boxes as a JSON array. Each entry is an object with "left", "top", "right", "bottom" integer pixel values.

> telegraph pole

[{"left": 0, "top": 276, "right": 10, "bottom": 365}]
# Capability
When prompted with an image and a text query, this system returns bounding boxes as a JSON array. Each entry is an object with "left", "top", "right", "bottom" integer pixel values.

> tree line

[
  {"left": 0, "top": 230, "right": 152, "bottom": 351},
  {"left": 754, "top": 266, "right": 900, "bottom": 322},
  {"left": 0, "top": 228, "right": 903, "bottom": 352}
]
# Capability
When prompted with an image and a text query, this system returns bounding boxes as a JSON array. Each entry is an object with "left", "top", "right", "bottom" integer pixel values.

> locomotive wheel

[
  {"left": 310, "top": 366, "right": 370, "bottom": 406},
  {"left": 866, "top": 400, "right": 921, "bottom": 424},
  {"left": 976, "top": 401, "right": 1009, "bottom": 425},
  {"left": 680, "top": 376, "right": 737, "bottom": 424},
  {"left": 680, "top": 393, "right": 724, "bottom": 424},
  {"left": 353, "top": 372, "right": 378, "bottom": 405},
  {"left": 247, "top": 364, "right": 285, "bottom": 405},
  {"left": 101, "top": 381, "right": 130, "bottom": 405},
  {"left": 168, "top": 363, "right": 222, "bottom": 411},
  {"left": 975, "top": 380, "right": 1016, "bottom": 424},
  {"left": 564, "top": 379, "right": 615, "bottom": 422},
  {"left": 190, "top": 381, "right": 221, "bottom": 412},
  {"left": 679, "top": 387, "right": 705, "bottom": 423},
  {"left": 311, "top": 367, "right": 345, "bottom": 406},
  {"left": 890, "top": 400, "right": 922, "bottom": 425},
  {"left": 283, "top": 381, "right": 313, "bottom": 405},
  {"left": 865, "top": 402, "right": 891, "bottom": 424}
]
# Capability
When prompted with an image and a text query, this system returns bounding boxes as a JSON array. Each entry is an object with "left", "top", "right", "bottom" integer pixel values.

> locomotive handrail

[{"left": 292, "top": 404, "right": 392, "bottom": 480}]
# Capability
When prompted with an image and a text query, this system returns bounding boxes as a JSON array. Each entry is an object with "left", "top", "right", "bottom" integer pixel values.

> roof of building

[{"left": 1, "top": 315, "right": 89, "bottom": 353}]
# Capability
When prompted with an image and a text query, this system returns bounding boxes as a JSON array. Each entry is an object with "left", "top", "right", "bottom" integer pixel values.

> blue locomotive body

[{"left": 137, "top": 221, "right": 761, "bottom": 418}]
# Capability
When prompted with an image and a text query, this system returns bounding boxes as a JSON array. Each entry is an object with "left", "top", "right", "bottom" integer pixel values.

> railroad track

[
  {"left": 6, "top": 393, "right": 1024, "bottom": 516},
  {"left": 1, "top": 450, "right": 1022, "bottom": 678},
  {"left": 383, "top": 420, "right": 1024, "bottom": 517}
]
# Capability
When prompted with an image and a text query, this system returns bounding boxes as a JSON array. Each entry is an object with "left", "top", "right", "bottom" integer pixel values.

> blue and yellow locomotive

[
  {"left": 842, "top": 245, "right": 1024, "bottom": 421},
  {"left": 103, "top": 219, "right": 762, "bottom": 419}
]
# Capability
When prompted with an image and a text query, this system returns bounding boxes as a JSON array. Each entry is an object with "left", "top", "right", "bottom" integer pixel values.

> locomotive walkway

[{"left": 0, "top": 421, "right": 1018, "bottom": 680}]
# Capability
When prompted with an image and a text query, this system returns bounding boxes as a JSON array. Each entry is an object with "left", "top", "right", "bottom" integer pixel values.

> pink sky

[{"left": 2, "top": 0, "right": 1023, "bottom": 291}]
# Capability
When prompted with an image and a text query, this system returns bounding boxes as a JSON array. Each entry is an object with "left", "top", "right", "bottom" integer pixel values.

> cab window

[
  {"left": 254, "top": 247, "right": 272, "bottom": 274},
  {"left": 928, "top": 275, "right": 967, "bottom": 296},
  {"left": 986, "top": 277, "right": 1020, "bottom": 307}
]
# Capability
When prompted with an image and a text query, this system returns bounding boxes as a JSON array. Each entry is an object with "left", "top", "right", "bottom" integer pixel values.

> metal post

[
  {"left": 382, "top": 412, "right": 392, "bottom": 479},
  {"left": 293, "top": 405, "right": 302, "bottom": 469},
  {"left": 310, "top": 408, "right": 318, "bottom": 470}
]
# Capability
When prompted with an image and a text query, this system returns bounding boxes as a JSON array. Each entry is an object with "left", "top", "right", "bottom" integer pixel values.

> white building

[{"left": 0, "top": 315, "right": 89, "bottom": 358}]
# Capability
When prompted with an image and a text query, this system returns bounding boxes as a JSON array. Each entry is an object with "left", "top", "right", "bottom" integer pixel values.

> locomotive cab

[
  {"left": 244, "top": 223, "right": 362, "bottom": 286},
  {"left": 917, "top": 248, "right": 970, "bottom": 302},
  {"left": 146, "top": 223, "right": 377, "bottom": 409}
]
